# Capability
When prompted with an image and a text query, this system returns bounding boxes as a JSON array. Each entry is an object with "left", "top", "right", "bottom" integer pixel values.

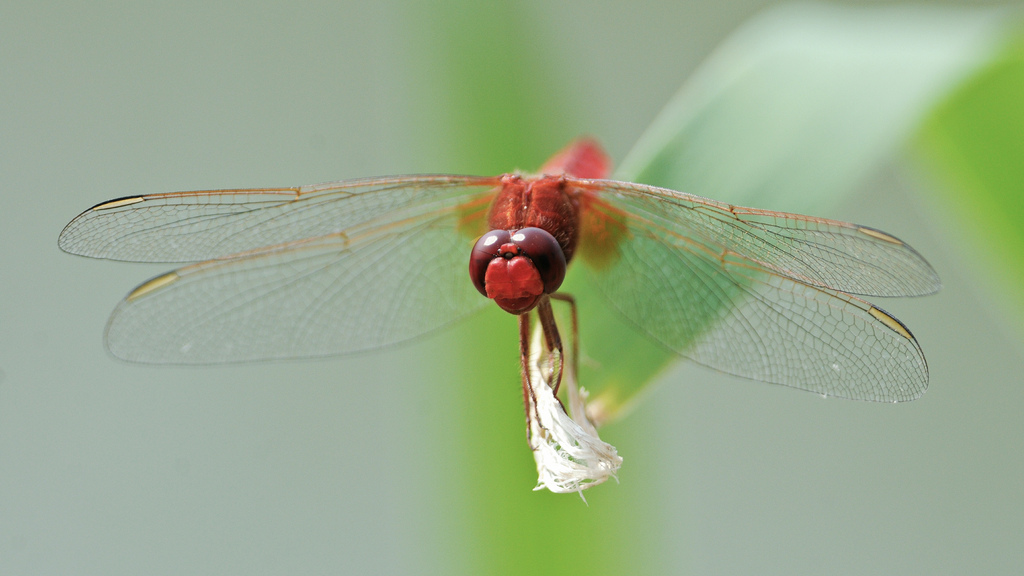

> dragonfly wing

[
  {"left": 59, "top": 175, "right": 498, "bottom": 263},
  {"left": 62, "top": 176, "right": 500, "bottom": 363},
  {"left": 575, "top": 180, "right": 931, "bottom": 401},
  {"left": 576, "top": 179, "right": 940, "bottom": 298}
]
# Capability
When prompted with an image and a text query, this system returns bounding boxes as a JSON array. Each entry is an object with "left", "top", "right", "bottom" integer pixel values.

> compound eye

[
  {"left": 469, "top": 230, "right": 512, "bottom": 296},
  {"left": 511, "top": 227, "right": 567, "bottom": 295}
]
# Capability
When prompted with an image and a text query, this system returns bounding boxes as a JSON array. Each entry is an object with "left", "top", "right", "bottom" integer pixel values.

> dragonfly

[{"left": 59, "top": 138, "right": 940, "bottom": 412}]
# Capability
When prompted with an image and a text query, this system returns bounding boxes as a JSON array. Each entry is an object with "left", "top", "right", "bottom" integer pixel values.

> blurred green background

[{"left": 2, "top": 1, "right": 1023, "bottom": 575}]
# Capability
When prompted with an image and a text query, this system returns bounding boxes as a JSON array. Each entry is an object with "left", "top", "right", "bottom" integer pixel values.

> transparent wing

[
  {"left": 61, "top": 176, "right": 500, "bottom": 363},
  {"left": 59, "top": 175, "right": 498, "bottom": 263},
  {"left": 574, "top": 179, "right": 938, "bottom": 401}
]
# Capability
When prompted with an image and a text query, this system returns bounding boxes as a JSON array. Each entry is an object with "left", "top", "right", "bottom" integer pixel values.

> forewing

[
  {"left": 64, "top": 176, "right": 500, "bottom": 363},
  {"left": 576, "top": 179, "right": 939, "bottom": 298},
  {"left": 575, "top": 179, "right": 932, "bottom": 401},
  {"left": 59, "top": 175, "right": 497, "bottom": 263}
]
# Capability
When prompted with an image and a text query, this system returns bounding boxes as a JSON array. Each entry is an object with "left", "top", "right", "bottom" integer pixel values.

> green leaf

[
  {"left": 573, "top": 3, "right": 1009, "bottom": 420},
  {"left": 915, "top": 24, "right": 1024, "bottom": 325}
]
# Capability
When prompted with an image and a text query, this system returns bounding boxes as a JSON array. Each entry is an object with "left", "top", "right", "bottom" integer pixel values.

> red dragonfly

[{"left": 59, "top": 139, "right": 939, "bottom": 407}]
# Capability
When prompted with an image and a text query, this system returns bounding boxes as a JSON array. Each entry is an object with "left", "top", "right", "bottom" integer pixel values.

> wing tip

[
  {"left": 92, "top": 196, "right": 146, "bottom": 211},
  {"left": 856, "top": 225, "right": 903, "bottom": 245},
  {"left": 868, "top": 305, "right": 915, "bottom": 341},
  {"left": 126, "top": 271, "right": 181, "bottom": 301}
]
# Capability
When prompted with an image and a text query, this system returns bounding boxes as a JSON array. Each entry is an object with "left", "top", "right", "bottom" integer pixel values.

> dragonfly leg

[
  {"left": 535, "top": 296, "right": 565, "bottom": 397},
  {"left": 518, "top": 312, "right": 539, "bottom": 446},
  {"left": 549, "top": 292, "right": 579, "bottom": 391}
]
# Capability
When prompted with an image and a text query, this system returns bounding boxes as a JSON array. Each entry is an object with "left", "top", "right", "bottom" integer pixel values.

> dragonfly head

[{"left": 469, "top": 227, "right": 567, "bottom": 314}]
